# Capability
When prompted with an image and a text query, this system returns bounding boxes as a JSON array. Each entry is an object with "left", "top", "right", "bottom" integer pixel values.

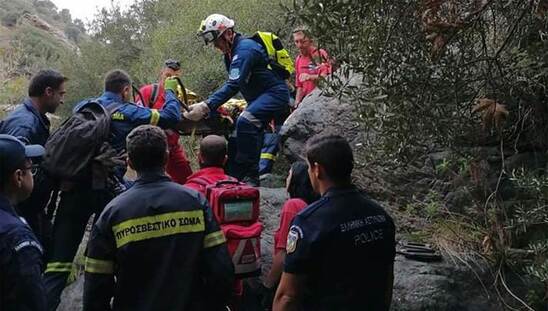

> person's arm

[
  {"left": 200, "top": 199, "right": 234, "bottom": 309},
  {"left": 294, "top": 87, "right": 304, "bottom": 108},
  {"left": 83, "top": 215, "right": 116, "bottom": 311},
  {"left": 124, "top": 90, "right": 181, "bottom": 129},
  {"left": 273, "top": 272, "right": 304, "bottom": 311},
  {"left": 266, "top": 249, "right": 286, "bottom": 288},
  {"left": 207, "top": 49, "right": 259, "bottom": 111},
  {"left": 10, "top": 238, "right": 46, "bottom": 311}
]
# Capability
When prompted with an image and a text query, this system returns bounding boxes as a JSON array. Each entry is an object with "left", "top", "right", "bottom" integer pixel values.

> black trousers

[{"left": 43, "top": 187, "right": 112, "bottom": 311}]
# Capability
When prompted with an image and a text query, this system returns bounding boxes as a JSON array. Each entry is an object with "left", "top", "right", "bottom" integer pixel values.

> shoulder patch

[
  {"left": 14, "top": 240, "right": 43, "bottom": 254},
  {"left": 229, "top": 67, "right": 241, "bottom": 80},
  {"left": 286, "top": 225, "right": 303, "bottom": 254}
]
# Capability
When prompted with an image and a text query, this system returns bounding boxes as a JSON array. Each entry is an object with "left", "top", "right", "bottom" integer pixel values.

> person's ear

[
  {"left": 44, "top": 86, "right": 54, "bottom": 97},
  {"left": 13, "top": 169, "right": 24, "bottom": 188},
  {"left": 222, "top": 155, "right": 228, "bottom": 166},
  {"left": 313, "top": 162, "right": 323, "bottom": 180}
]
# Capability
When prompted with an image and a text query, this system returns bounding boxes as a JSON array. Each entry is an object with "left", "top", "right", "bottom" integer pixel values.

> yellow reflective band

[
  {"left": 45, "top": 262, "right": 73, "bottom": 273},
  {"left": 112, "top": 210, "right": 205, "bottom": 248},
  {"left": 260, "top": 153, "right": 276, "bottom": 161},
  {"left": 203, "top": 231, "right": 226, "bottom": 248},
  {"left": 150, "top": 109, "right": 160, "bottom": 126},
  {"left": 84, "top": 257, "right": 114, "bottom": 274}
]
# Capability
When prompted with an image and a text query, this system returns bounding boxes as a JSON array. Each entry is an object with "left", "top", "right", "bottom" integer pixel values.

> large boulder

[{"left": 280, "top": 85, "right": 363, "bottom": 161}]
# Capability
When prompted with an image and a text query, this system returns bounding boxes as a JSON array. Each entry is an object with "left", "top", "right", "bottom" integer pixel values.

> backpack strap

[{"left": 149, "top": 83, "right": 160, "bottom": 108}]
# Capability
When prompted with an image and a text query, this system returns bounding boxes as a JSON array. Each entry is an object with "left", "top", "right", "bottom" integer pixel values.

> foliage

[{"left": 287, "top": 0, "right": 548, "bottom": 308}]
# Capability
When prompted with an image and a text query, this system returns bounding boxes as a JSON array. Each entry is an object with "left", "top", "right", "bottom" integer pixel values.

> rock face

[{"left": 280, "top": 87, "right": 363, "bottom": 161}]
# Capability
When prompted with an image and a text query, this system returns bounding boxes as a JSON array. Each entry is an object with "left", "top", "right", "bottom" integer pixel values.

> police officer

[
  {"left": 44, "top": 70, "right": 183, "bottom": 310},
  {"left": 0, "top": 69, "right": 67, "bottom": 245},
  {"left": 273, "top": 135, "right": 396, "bottom": 311},
  {"left": 0, "top": 134, "right": 46, "bottom": 310},
  {"left": 84, "top": 125, "right": 234, "bottom": 311},
  {"left": 191, "top": 14, "right": 290, "bottom": 186}
]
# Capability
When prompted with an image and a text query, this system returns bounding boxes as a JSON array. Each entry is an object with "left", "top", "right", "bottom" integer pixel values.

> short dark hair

[
  {"left": 292, "top": 26, "right": 312, "bottom": 38},
  {"left": 104, "top": 69, "right": 131, "bottom": 94},
  {"left": 127, "top": 125, "right": 167, "bottom": 172},
  {"left": 28, "top": 69, "right": 68, "bottom": 97},
  {"left": 305, "top": 134, "right": 354, "bottom": 185},
  {"left": 287, "top": 161, "right": 320, "bottom": 204},
  {"left": 200, "top": 135, "right": 227, "bottom": 168}
]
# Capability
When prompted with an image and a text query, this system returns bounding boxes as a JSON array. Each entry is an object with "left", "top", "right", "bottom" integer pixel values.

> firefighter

[
  {"left": 83, "top": 125, "right": 234, "bottom": 311},
  {"left": 189, "top": 14, "right": 290, "bottom": 186}
]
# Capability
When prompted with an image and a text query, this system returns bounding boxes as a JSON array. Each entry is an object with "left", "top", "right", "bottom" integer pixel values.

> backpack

[
  {"left": 250, "top": 31, "right": 295, "bottom": 80},
  {"left": 191, "top": 177, "right": 262, "bottom": 278},
  {"left": 42, "top": 100, "right": 123, "bottom": 185},
  {"left": 148, "top": 83, "right": 161, "bottom": 108}
]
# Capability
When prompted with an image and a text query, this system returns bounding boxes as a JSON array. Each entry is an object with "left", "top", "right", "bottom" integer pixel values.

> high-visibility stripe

[
  {"left": 45, "top": 262, "right": 73, "bottom": 273},
  {"left": 203, "top": 231, "right": 226, "bottom": 248},
  {"left": 112, "top": 210, "right": 205, "bottom": 248},
  {"left": 260, "top": 153, "right": 276, "bottom": 161},
  {"left": 84, "top": 257, "right": 114, "bottom": 274},
  {"left": 150, "top": 109, "right": 160, "bottom": 126}
]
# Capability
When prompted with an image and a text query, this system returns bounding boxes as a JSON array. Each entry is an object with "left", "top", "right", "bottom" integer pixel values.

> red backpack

[{"left": 192, "top": 177, "right": 262, "bottom": 278}]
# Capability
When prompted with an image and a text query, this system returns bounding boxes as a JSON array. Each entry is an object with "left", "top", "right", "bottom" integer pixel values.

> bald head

[{"left": 199, "top": 135, "right": 228, "bottom": 168}]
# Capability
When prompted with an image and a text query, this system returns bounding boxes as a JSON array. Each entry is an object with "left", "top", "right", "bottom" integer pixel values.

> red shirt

[
  {"left": 295, "top": 48, "right": 332, "bottom": 98},
  {"left": 137, "top": 83, "right": 166, "bottom": 109},
  {"left": 184, "top": 167, "right": 232, "bottom": 195},
  {"left": 273, "top": 198, "right": 308, "bottom": 255}
]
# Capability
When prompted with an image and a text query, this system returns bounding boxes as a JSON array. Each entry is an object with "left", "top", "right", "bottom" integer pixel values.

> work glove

[
  {"left": 183, "top": 101, "right": 210, "bottom": 122},
  {"left": 164, "top": 77, "right": 179, "bottom": 93}
]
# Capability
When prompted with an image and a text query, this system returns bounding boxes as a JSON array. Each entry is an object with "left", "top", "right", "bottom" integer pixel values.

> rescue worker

[
  {"left": 0, "top": 134, "right": 46, "bottom": 311},
  {"left": 191, "top": 14, "right": 290, "bottom": 186},
  {"left": 273, "top": 135, "right": 396, "bottom": 311},
  {"left": 184, "top": 135, "right": 233, "bottom": 194},
  {"left": 184, "top": 135, "right": 244, "bottom": 310},
  {"left": 292, "top": 26, "right": 332, "bottom": 108},
  {"left": 0, "top": 69, "right": 67, "bottom": 245},
  {"left": 45, "top": 70, "right": 183, "bottom": 311},
  {"left": 84, "top": 125, "right": 234, "bottom": 311},
  {"left": 137, "top": 59, "right": 193, "bottom": 185}
]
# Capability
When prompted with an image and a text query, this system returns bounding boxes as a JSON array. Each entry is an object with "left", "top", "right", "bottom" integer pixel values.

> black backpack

[{"left": 42, "top": 100, "right": 123, "bottom": 184}]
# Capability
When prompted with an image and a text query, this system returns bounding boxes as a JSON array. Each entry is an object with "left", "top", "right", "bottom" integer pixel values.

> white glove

[{"left": 183, "top": 101, "right": 210, "bottom": 122}]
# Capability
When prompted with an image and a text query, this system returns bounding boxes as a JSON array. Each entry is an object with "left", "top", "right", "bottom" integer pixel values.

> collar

[
  {"left": 324, "top": 185, "right": 359, "bottom": 198},
  {"left": 0, "top": 194, "right": 17, "bottom": 217},
  {"left": 100, "top": 91, "right": 124, "bottom": 103},
  {"left": 135, "top": 170, "right": 171, "bottom": 184},
  {"left": 23, "top": 98, "right": 50, "bottom": 128},
  {"left": 227, "top": 33, "right": 243, "bottom": 59},
  {"left": 189, "top": 167, "right": 226, "bottom": 179}
]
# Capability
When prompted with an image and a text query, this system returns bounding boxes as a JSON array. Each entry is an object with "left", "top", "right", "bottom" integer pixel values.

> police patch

[
  {"left": 286, "top": 225, "right": 302, "bottom": 254},
  {"left": 229, "top": 67, "right": 240, "bottom": 80}
]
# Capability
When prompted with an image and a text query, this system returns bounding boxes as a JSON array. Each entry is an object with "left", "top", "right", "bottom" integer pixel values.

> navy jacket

[
  {"left": 0, "top": 195, "right": 46, "bottom": 311},
  {"left": 0, "top": 98, "right": 50, "bottom": 146},
  {"left": 83, "top": 173, "right": 234, "bottom": 311},
  {"left": 284, "top": 186, "right": 396, "bottom": 311},
  {"left": 207, "top": 33, "right": 289, "bottom": 110}
]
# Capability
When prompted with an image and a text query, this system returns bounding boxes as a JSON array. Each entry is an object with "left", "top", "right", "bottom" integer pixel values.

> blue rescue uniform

[
  {"left": 0, "top": 99, "right": 53, "bottom": 246},
  {"left": 44, "top": 91, "right": 182, "bottom": 311},
  {"left": 0, "top": 195, "right": 46, "bottom": 311},
  {"left": 284, "top": 186, "right": 396, "bottom": 311},
  {"left": 207, "top": 33, "right": 290, "bottom": 181}
]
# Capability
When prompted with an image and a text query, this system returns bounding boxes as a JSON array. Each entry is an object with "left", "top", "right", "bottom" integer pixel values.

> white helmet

[{"left": 198, "top": 14, "right": 235, "bottom": 44}]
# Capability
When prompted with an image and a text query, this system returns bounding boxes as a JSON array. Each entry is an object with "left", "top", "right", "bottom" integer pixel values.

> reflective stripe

[
  {"left": 112, "top": 210, "right": 205, "bottom": 248},
  {"left": 84, "top": 257, "right": 114, "bottom": 274},
  {"left": 203, "top": 231, "right": 226, "bottom": 248},
  {"left": 45, "top": 262, "right": 73, "bottom": 273},
  {"left": 150, "top": 109, "right": 160, "bottom": 126},
  {"left": 240, "top": 110, "right": 262, "bottom": 128},
  {"left": 260, "top": 153, "right": 276, "bottom": 161}
]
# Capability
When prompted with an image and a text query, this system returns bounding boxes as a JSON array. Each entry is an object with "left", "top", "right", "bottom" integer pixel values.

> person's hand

[
  {"left": 164, "top": 77, "right": 179, "bottom": 93},
  {"left": 299, "top": 73, "right": 311, "bottom": 82},
  {"left": 182, "top": 101, "right": 210, "bottom": 121}
]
